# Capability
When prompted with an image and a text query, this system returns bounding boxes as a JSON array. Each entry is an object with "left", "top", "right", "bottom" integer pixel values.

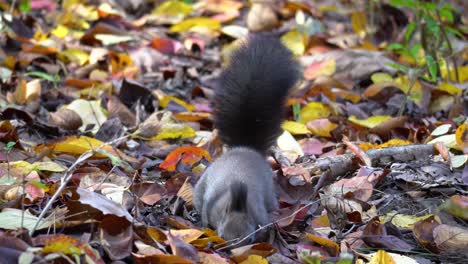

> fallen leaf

[
  {"left": 77, "top": 187, "right": 133, "bottom": 222},
  {"left": 413, "top": 215, "right": 441, "bottom": 252},
  {"left": 170, "top": 17, "right": 221, "bottom": 33},
  {"left": 65, "top": 99, "right": 107, "bottom": 134},
  {"left": 281, "top": 121, "right": 310, "bottom": 135},
  {"left": 304, "top": 59, "right": 336, "bottom": 80},
  {"left": 300, "top": 102, "right": 331, "bottom": 123},
  {"left": 306, "top": 118, "right": 338, "bottom": 137},
  {"left": 239, "top": 255, "right": 268, "bottom": 264},
  {"left": 437, "top": 82, "right": 462, "bottom": 95},
  {"left": 154, "top": 123, "right": 196, "bottom": 140},
  {"left": 439, "top": 195, "right": 468, "bottom": 220},
  {"left": 433, "top": 224, "right": 468, "bottom": 252},
  {"left": 349, "top": 115, "right": 392, "bottom": 128},
  {"left": 0, "top": 208, "right": 55, "bottom": 231},
  {"left": 160, "top": 146, "right": 211, "bottom": 171},
  {"left": 48, "top": 108, "right": 83, "bottom": 131},
  {"left": 281, "top": 30, "right": 306, "bottom": 56},
  {"left": 221, "top": 25, "right": 248, "bottom": 39},
  {"left": 305, "top": 233, "right": 339, "bottom": 256},
  {"left": 368, "top": 250, "right": 396, "bottom": 264},
  {"left": 455, "top": 123, "right": 468, "bottom": 154}
]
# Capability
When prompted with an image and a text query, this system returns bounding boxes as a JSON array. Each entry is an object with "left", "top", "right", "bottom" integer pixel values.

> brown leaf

[
  {"left": 230, "top": 243, "right": 277, "bottom": 263},
  {"left": 433, "top": 224, "right": 468, "bottom": 252},
  {"left": 100, "top": 215, "right": 133, "bottom": 260},
  {"left": 48, "top": 108, "right": 83, "bottom": 130},
  {"left": 132, "top": 182, "right": 166, "bottom": 206},
  {"left": 176, "top": 177, "right": 194, "bottom": 206},
  {"left": 167, "top": 231, "right": 199, "bottom": 263},
  {"left": 413, "top": 215, "right": 441, "bottom": 252},
  {"left": 362, "top": 235, "right": 413, "bottom": 251},
  {"left": 107, "top": 95, "right": 136, "bottom": 127}
]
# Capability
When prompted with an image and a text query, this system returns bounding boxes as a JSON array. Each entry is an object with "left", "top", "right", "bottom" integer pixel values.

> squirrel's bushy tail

[{"left": 214, "top": 35, "right": 300, "bottom": 153}]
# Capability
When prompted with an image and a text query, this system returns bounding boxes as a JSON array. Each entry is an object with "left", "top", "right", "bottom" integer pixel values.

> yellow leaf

[
  {"left": 159, "top": 95, "right": 195, "bottom": 112},
  {"left": 437, "top": 82, "right": 462, "bottom": 95},
  {"left": 42, "top": 235, "right": 84, "bottom": 255},
  {"left": 154, "top": 124, "right": 196, "bottom": 140},
  {"left": 455, "top": 123, "right": 468, "bottom": 154},
  {"left": 371, "top": 72, "right": 393, "bottom": 83},
  {"left": 300, "top": 102, "right": 331, "bottom": 123},
  {"left": 375, "top": 139, "right": 412, "bottom": 149},
  {"left": 153, "top": 0, "right": 193, "bottom": 17},
  {"left": 281, "top": 30, "right": 306, "bottom": 56},
  {"left": 441, "top": 64, "right": 468, "bottom": 83},
  {"left": 51, "top": 24, "right": 70, "bottom": 38},
  {"left": 52, "top": 136, "right": 107, "bottom": 155},
  {"left": 349, "top": 115, "right": 392, "bottom": 128},
  {"left": 32, "top": 161, "right": 66, "bottom": 172},
  {"left": 239, "top": 255, "right": 268, "bottom": 264},
  {"left": 170, "top": 17, "right": 221, "bottom": 33},
  {"left": 351, "top": 11, "right": 367, "bottom": 37},
  {"left": 281, "top": 121, "right": 309, "bottom": 135},
  {"left": 58, "top": 48, "right": 89, "bottom": 66},
  {"left": 395, "top": 75, "right": 423, "bottom": 105},
  {"left": 306, "top": 233, "right": 339, "bottom": 256},
  {"left": 109, "top": 52, "right": 134, "bottom": 74},
  {"left": 369, "top": 250, "right": 396, "bottom": 264},
  {"left": 381, "top": 212, "right": 433, "bottom": 229}
]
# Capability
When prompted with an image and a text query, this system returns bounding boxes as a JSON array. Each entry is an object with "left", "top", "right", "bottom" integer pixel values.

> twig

[
  {"left": 30, "top": 151, "right": 93, "bottom": 236},
  {"left": 30, "top": 134, "right": 131, "bottom": 236},
  {"left": 9, "top": 0, "right": 17, "bottom": 14},
  {"left": 435, "top": 8, "right": 459, "bottom": 83}
]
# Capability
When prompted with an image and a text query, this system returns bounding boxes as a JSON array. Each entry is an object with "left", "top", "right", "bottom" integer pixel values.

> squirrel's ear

[{"left": 229, "top": 182, "right": 248, "bottom": 212}]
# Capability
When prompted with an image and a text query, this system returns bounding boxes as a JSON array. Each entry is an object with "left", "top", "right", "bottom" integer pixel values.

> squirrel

[{"left": 192, "top": 35, "right": 300, "bottom": 244}]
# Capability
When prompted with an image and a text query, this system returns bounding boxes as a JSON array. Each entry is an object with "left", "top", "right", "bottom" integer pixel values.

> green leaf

[
  {"left": 19, "top": 0, "right": 31, "bottom": 12},
  {"left": 386, "top": 43, "right": 404, "bottom": 51},
  {"left": 386, "top": 62, "right": 410, "bottom": 73},
  {"left": 425, "top": 55, "right": 437, "bottom": 81},
  {"left": 28, "top": 181, "right": 46, "bottom": 189},
  {"left": 445, "top": 26, "right": 464, "bottom": 38},
  {"left": 389, "top": 0, "right": 415, "bottom": 8},
  {"left": 421, "top": 2, "right": 436, "bottom": 11},
  {"left": 293, "top": 103, "right": 301, "bottom": 122},
  {"left": 424, "top": 14, "right": 439, "bottom": 35},
  {"left": 440, "top": 8, "right": 454, "bottom": 23},
  {"left": 4, "top": 141, "right": 16, "bottom": 151},
  {"left": 409, "top": 44, "right": 421, "bottom": 61},
  {"left": 25, "top": 71, "right": 59, "bottom": 83},
  {"left": 404, "top": 22, "right": 415, "bottom": 42}
]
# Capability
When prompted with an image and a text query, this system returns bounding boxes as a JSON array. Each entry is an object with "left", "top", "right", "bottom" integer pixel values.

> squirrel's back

[{"left": 214, "top": 35, "right": 300, "bottom": 153}]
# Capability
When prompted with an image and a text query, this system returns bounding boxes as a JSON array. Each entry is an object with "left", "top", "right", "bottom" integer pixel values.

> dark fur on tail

[
  {"left": 214, "top": 35, "right": 300, "bottom": 154},
  {"left": 230, "top": 182, "right": 248, "bottom": 212}
]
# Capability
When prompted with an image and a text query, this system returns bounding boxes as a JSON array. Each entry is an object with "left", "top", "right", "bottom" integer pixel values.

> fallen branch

[{"left": 303, "top": 144, "right": 437, "bottom": 195}]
